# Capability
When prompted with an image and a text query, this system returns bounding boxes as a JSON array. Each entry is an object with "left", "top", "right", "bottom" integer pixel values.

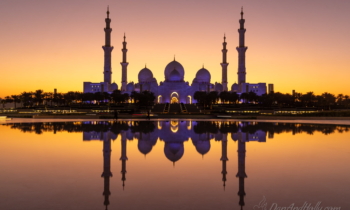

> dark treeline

[
  {"left": 3, "top": 121, "right": 349, "bottom": 136},
  {"left": 1, "top": 89, "right": 350, "bottom": 110},
  {"left": 193, "top": 121, "right": 350, "bottom": 136},
  {"left": 2, "top": 121, "right": 156, "bottom": 135},
  {"left": 0, "top": 89, "right": 155, "bottom": 108},
  {"left": 194, "top": 91, "right": 350, "bottom": 109}
]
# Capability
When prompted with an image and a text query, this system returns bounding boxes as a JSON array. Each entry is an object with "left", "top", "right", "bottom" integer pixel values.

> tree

[
  {"left": 207, "top": 91, "right": 219, "bottom": 105},
  {"left": 240, "top": 92, "right": 249, "bottom": 103},
  {"left": 111, "top": 90, "right": 128, "bottom": 104},
  {"left": 337, "top": 94, "right": 344, "bottom": 105},
  {"left": 33, "top": 89, "right": 44, "bottom": 106},
  {"left": 228, "top": 92, "right": 239, "bottom": 104},
  {"left": 132, "top": 91, "right": 155, "bottom": 107},
  {"left": 321, "top": 92, "right": 336, "bottom": 109},
  {"left": 219, "top": 91, "right": 230, "bottom": 104},
  {"left": 193, "top": 91, "right": 207, "bottom": 106},
  {"left": 11, "top": 95, "right": 20, "bottom": 108},
  {"left": 20, "top": 92, "right": 33, "bottom": 107},
  {"left": 82, "top": 92, "right": 95, "bottom": 104},
  {"left": 247, "top": 92, "right": 258, "bottom": 103},
  {"left": 0, "top": 97, "right": 4, "bottom": 108}
]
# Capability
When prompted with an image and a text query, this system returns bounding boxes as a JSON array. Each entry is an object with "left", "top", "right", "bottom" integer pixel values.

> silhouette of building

[
  {"left": 83, "top": 8, "right": 271, "bottom": 102},
  {"left": 83, "top": 7, "right": 118, "bottom": 93}
]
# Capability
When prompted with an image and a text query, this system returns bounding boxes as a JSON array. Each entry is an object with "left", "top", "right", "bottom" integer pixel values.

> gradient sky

[{"left": 1, "top": 0, "right": 350, "bottom": 97}]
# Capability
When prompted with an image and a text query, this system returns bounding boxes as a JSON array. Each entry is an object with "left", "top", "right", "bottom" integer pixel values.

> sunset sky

[{"left": 1, "top": 0, "right": 350, "bottom": 97}]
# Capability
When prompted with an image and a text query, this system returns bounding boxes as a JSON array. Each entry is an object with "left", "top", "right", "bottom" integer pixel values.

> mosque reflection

[
  {"left": 80, "top": 121, "right": 348, "bottom": 210},
  {"left": 83, "top": 120, "right": 255, "bottom": 209},
  {"left": 3, "top": 121, "right": 349, "bottom": 209}
]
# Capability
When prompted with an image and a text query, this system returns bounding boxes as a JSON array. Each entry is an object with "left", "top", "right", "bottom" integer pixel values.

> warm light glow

[{"left": 187, "top": 95, "right": 192, "bottom": 104}]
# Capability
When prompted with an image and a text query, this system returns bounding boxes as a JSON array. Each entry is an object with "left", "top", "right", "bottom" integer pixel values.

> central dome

[
  {"left": 195, "top": 68, "right": 211, "bottom": 83},
  {"left": 164, "top": 60, "right": 184, "bottom": 81}
]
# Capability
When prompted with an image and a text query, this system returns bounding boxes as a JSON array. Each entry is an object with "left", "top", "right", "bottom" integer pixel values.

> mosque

[{"left": 83, "top": 8, "right": 272, "bottom": 103}]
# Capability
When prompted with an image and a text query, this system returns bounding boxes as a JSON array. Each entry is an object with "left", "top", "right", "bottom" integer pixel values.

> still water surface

[{"left": 0, "top": 120, "right": 349, "bottom": 210}]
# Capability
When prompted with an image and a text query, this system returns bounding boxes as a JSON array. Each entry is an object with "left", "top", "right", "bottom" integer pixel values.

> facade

[{"left": 83, "top": 8, "right": 272, "bottom": 103}]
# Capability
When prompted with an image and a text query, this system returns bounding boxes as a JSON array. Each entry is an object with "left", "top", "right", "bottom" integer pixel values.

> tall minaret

[
  {"left": 120, "top": 132, "right": 128, "bottom": 189},
  {"left": 221, "top": 35, "right": 229, "bottom": 91},
  {"left": 220, "top": 134, "right": 228, "bottom": 189},
  {"left": 103, "top": 7, "right": 113, "bottom": 85},
  {"left": 121, "top": 34, "right": 128, "bottom": 91},
  {"left": 237, "top": 7, "right": 247, "bottom": 85},
  {"left": 236, "top": 138, "right": 247, "bottom": 210},
  {"left": 101, "top": 136, "right": 112, "bottom": 210}
]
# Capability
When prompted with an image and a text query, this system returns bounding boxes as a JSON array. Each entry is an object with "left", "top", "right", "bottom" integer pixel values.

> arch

[
  {"left": 158, "top": 95, "right": 162, "bottom": 103},
  {"left": 187, "top": 95, "right": 192, "bottom": 104},
  {"left": 170, "top": 92, "right": 179, "bottom": 104}
]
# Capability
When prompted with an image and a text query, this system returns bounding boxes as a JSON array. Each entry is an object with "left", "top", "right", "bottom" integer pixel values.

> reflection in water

[{"left": 2, "top": 121, "right": 350, "bottom": 209}]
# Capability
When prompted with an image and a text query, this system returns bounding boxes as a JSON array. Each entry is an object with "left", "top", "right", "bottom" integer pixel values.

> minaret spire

[
  {"left": 101, "top": 134, "right": 113, "bottom": 210},
  {"left": 103, "top": 7, "right": 114, "bottom": 87},
  {"left": 237, "top": 8, "right": 248, "bottom": 87},
  {"left": 120, "top": 132, "right": 128, "bottom": 189},
  {"left": 121, "top": 33, "right": 129, "bottom": 91},
  {"left": 220, "top": 134, "right": 228, "bottom": 190},
  {"left": 221, "top": 34, "right": 229, "bottom": 91},
  {"left": 107, "top": 6, "right": 110, "bottom": 18},
  {"left": 236, "top": 138, "right": 247, "bottom": 210}
]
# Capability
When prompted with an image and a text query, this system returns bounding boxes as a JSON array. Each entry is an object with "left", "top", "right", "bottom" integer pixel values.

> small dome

[
  {"left": 126, "top": 83, "right": 134, "bottom": 92},
  {"left": 232, "top": 83, "right": 239, "bottom": 91},
  {"left": 195, "top": 140, "right": 211, "bottom": 155},
  {"left": 164, "top": 60, "right": 184, "bottom": 81},
  {"left": 110, "top": 83, "right": 118, "bottom": 91},
  {"left": 138, "top": 68, "right": 153, "bottom": 83},
  {"left": 138, "top": 140, "right": 153, "bottom": 155},
  {"left": 168, "top": 69, "right": 181, "bottom": 82},
  {"left": 195, "top": 68, "right": 211, "bottom": 83},
  {"left": 215, "top": 83, "right": 223, "bottom": 91}
]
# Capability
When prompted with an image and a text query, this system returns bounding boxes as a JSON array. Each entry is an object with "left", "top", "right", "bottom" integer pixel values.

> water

[{"left": 0, "top": 120, "right": 349, "bottom": 210}]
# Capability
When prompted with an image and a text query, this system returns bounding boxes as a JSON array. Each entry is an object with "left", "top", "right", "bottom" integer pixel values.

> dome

[
  {"left": 126, "top": 130, "right": 134, "bottom": 140},
  {"left": 138, "top": 140, "right": 153, "bottom": 155},
  {"left": 138, "top": 68, "right": 153, "bottom": 83},
  {"left": 164, "top": 142, "right": 184, "bottom": 163},
  {"left": 110, "top": 83, "right": 118, "bottom": 91},
  {"left": 215, "top": 133, "right": 223, "bottom": 141},
  {"left": 195, "top": 68, "right": 211, "bottom": 83},
  {"left": 195, "top": 140, "right": 211, "bottom": 155},
  {"left": 126, "top": 83, "right": 134, "bottom": 92},
  {"left": 164, "top": 60, "right": 184, "bottom": 81},
  {"left": 168, "top": 69, "right": 181, "bottom": 82},
  {"left": 232, "top": 83, "right": 239, "bottom": 91},
  {"left": 215, "top": 83, "right": 223, "bottom": 91}
]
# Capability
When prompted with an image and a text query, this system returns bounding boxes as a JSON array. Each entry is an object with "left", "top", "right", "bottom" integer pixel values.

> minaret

[
  {"left": 120, "top": 132, "right": 128, "bottom": 189},
  {"left": 101, "top": 136, "right": 113, "bottom": 210},
  {"left": 236, "top": 138, "right": 247, "bottom": 210},
  {"left": 220, "top": 134, "right": 228, "bottom": 189},
  {"left": 237, "top": 7, "right": 247, "bottom": 85},
  {"left": 103, "top": 7, "right": 113, "bottom": 85},
  {"left": 221, "top": 35, "right": 229, "bottom": 91},
  {"left": 121, "top": 34, "right": 129, "bottom": 91}
]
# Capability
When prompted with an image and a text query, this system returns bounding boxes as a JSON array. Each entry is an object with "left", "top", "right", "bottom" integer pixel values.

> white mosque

[{"left": 83, "top": 8, "right": 272, "bottom": 103}]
